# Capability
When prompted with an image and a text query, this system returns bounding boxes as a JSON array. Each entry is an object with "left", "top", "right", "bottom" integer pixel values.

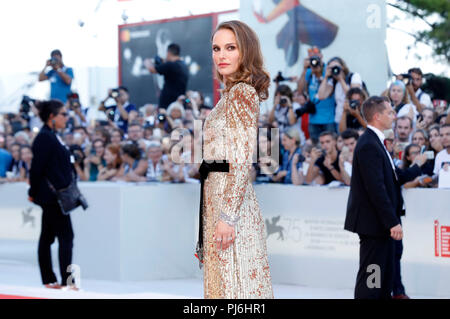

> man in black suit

[{"left": 344, "top": 96, "right": 426, "bottom": 299}]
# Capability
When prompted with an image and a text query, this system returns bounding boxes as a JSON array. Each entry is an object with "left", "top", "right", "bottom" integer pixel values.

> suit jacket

[
  {"left": 28, "top": 125, "right": 73, "bottom": 207},
  {"left": 344, "top": 128, "right": 421, "bottom": 237}
]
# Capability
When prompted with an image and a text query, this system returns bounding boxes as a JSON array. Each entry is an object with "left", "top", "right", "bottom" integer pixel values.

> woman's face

[
  {"left": 406, "top": 146, "right": 420, "bottom": 163},
  {"left": 422, "top": 110, "right": 434, "bottom": 127},
  {"left": 147, "top": 147, "right": 163, "bottom": 162},
  {"left": 93, "top": 141, "right": 105, "bottom": 157},
  {"left": 170, "top": 108, "right": 182, "bottom": 119},
  {"left": 111, "top": 131, "right": 122, "bottom": 145},
  {"left": 412, "top": 132, "right": 427, "bottom": 147},
  {"left": 212, "top": 28, "right": 240, "bottom": 82},
  {"left": 52, "top": 106, "right": 69, "bottom": 130},
  {"left": 281, "top": 134, "right": 296, "bottom": 150},
  {"left": 429, "top": 128, "right": 441, "bottom": 145},
  {"left": 389, "top": 85, "right": 404, "bottom": 105},
  {"left": 11, "top": 145, "right": 20, "bottom": 160},
  {"left": 103, "top": 148, "right": 116, "bottom": 165},
  {"left": 20, "top": 148, "right": 32, "bottom": 163}
]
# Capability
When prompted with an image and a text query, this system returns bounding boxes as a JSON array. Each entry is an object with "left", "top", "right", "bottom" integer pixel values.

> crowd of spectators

[{"left": 1, "top": 47, "right": 450, "bottom": 189}]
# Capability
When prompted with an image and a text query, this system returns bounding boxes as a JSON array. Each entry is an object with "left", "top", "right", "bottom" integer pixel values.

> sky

[{"left": 0, "top": 0, "right": 448, "bottom": 109}]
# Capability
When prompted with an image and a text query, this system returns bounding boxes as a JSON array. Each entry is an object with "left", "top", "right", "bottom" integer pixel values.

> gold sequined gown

[{"left": 202, "top": 82, "right": 273, "bottom": 299}]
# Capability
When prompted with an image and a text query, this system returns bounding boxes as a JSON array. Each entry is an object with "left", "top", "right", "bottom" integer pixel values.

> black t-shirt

[
  {"left": 155, "top": 60, "right": 189, "bottom": 109},
  {"left": 315, "top": 152, "right": 341, "bottom": 185},
  {"left": 345, "top": 114, "right": 363, "bottom": 130}
]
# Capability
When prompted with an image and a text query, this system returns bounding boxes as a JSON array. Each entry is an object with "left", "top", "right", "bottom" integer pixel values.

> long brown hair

[
  {"left": 212, "top": 20, "right": 270, "bottom": 101},
  {"left": 106, "top": 144, "right": 122, "bottom": 169}
]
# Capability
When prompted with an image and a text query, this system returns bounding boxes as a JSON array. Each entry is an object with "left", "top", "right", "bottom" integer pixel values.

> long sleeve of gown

[{"left": 220, "top": 83, "right": 259, "bottom": 226}]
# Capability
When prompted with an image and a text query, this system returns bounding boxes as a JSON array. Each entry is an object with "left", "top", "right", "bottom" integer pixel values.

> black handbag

[{"left": 47, "top": 172, "right": 88, "bottom": 215}]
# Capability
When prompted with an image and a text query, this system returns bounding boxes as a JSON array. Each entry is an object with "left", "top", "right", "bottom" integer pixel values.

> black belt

[{"left": 195, "top": 159, "right": 229, "bottom": 268}]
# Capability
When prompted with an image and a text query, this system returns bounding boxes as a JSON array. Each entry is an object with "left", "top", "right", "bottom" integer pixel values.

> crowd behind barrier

[{"left": 1, "top": 47, "right": 449, "bottom": 189}]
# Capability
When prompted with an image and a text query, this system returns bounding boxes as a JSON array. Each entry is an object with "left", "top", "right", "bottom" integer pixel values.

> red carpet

[{"left": 0, "top": 294, "right": 44, "bottom": 299}]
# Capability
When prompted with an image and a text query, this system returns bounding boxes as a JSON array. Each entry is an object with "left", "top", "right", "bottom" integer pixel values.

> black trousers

[
  {"left": 355, "top": 235, "right": 395, "bottom": 299},
  {"left": 393, "top": 239, "right": 405, "bottom": 295},
  {"left": 38, "top": 203, "right": 74, "bottom": 286}
]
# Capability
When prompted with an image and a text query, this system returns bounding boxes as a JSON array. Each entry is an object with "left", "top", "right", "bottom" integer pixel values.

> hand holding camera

[
  {"left": 273, "top": 71, "right": 295, "bottom": 84},
  {"left": 279, "top": 95, "right": 292, "bottom": 108},
  {"left": 47, "top": 57, "right": 62, "bottom": 70},
  {"left": 310, "top": 147, "right": 323, "bottom": 163}
]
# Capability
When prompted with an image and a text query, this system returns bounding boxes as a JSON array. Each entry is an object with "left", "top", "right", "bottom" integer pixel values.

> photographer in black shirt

[
  {"left": 338, "top": 87, "right": 367, "bottom": 133},
  {"left": 144, "top": 43, "right": 189, "bottom": 109}
]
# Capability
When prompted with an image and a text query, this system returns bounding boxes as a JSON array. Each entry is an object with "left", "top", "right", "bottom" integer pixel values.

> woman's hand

[{"left": 214, "top": 220, "right": 235, "bottom": 251}]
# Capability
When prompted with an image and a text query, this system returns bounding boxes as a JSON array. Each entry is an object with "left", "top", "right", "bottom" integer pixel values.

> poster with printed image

[
  {"left": 119, "top": 14, "right": 215, "bottom": 108},
  {"left": 240, "top": 0, "right": 388, "bottom": 112}
]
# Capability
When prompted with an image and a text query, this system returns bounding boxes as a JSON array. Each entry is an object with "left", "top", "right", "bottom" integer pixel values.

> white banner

[{"left": 239, "top": 0, "right": 388, "bottom": 113}]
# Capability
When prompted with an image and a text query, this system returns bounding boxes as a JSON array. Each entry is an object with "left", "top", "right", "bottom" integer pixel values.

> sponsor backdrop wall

[{"left": 1, "top": 183, "right": 449, "bottom": 297}]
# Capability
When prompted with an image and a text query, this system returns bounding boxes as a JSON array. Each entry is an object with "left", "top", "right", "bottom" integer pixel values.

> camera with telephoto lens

[
  {"left": 49, "top": 57, "right": 59, "bottom": 66},
  {"left": 154, "top": 55, "right": 163, "bottom": 66},
  {"left": 400, "top": 73, "right": 412, "bottom": 85},
  {"left": 158, "top": 113, "right": 166, "bottom": 123},
  {"left": 67, "top": 92, "right": 80, "bottom": 110},
  {"left": 310, "top": 56, "right": 321, "bottom": 68},
  {"left": 295, "top": 101, "right": 317, "bottom": 117},
  {"left": 20, "top": 95, "right": 35, "bottom": 114},
  {"left": 349, "top": 99, "right": 360, "bottom": 110},
  {"left": 20, "top": 95, "right": 35, "bottom": 121},
  {"left": 110, "top": 88, "right": 120, "bottom": 99},
  {"left": 106, "top": 108, "right": 115, "bottom": 121},
  {"left": 73, "top": 150, "right": 84, "bottom": 164},
  {"left": 280, "top": 97, "right": 288, "bottom": 106},
  {"left": 331, "top": 66, "right": 341, "bottom": 76},
  {"left": 273, "top": 71, "right": 294, "bottom": 83},
  {"left": 183, "top": 98, "right": 192, "bottom": 109}
]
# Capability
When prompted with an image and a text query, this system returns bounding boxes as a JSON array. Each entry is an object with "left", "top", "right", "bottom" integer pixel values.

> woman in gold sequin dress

[{"left": 201, "top": 20, "right": 273, "bottom": 299}]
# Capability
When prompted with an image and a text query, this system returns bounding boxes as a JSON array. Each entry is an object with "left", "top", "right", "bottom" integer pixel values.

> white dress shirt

[{"left": 367, "top": 125, "right": 397, "bottom": 179}]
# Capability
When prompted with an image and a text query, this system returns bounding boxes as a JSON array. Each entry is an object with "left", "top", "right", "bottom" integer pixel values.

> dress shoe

[
  {"left": 44, "top": 283, "right": 62, "bottom": 289},
  {"left": 61, "top": 285, "right": 79, "bottom": 291},
  {"left": 392, "top": 294, "right": 410, "bottom": 299}
]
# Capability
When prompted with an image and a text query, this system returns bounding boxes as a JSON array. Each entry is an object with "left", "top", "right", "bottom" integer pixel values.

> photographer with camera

[
  {"left": 66, "top": 92, "right": 87, "bottom": 128},
  {"left": 297, "top": 48, "right": 336, "bottom": 141},
  {"left": 268, "top": 84, "right": 297, "bottom": 133},
  {"left": 98, "top": 86, "right": 136, "bottom": 134},
  {"left": 305, "top": 131, "right": 341, "bottom": 185},
  {"left": 339, "top": 87, "right": 367, "bottom": 133},
  {"left": 144, "top": 43, "right": 189, "bottom": 110},
  {"left": 318, "top": 57, "right": 364, "bottom": 131},
  {"left": 69, "top": 144, "right": 87, "bottom": 181},
  {"left": 38, "top": 50, "right": 73, "bottom": 103},
  {"left": 396, "top": 68, "right": 432, "bottom": 112}
]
